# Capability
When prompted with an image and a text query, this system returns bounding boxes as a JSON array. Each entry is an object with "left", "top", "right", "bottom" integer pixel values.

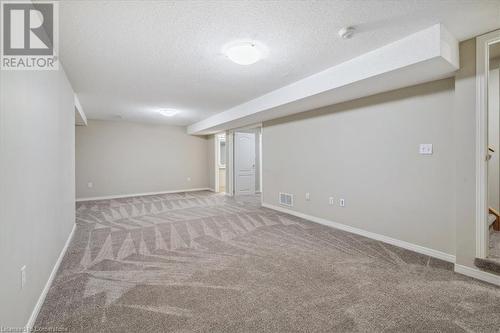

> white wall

[
  {"left": 0, "top": 67, "right": 76, "bottom": 327},
  {"left": 263, "top": 79, "right": 456, "bottom": 256},
  {"left": 76, "top": 120, "right": 210, "bottom": 199}
]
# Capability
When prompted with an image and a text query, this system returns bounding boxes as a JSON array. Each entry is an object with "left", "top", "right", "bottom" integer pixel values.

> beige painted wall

[
  {"left": 261, "top": 39, "right": 483, "bottom": 267},
  {"left": 263, "top": 78, "right": 456, "bottom": 255},
  {"left": 0, "top": 68, "right": 76, "bottom": 327},
  {"left": 76, "top": 120, "right": 209, "bottom": 199},
  {"left": 454, "top": 39, "right": 478, "bottom": 267}
]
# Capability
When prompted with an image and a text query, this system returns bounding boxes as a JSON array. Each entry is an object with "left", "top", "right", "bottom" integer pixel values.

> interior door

[{"left": 234, "top": 132, "right": 256, "bottom": 195}]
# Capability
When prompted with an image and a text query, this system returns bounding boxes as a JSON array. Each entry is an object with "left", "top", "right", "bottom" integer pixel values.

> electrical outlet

[
  {"left": 87, "top": 182, "right": 93, "bottom": 188},
  {"left": 305, "top": 193, "right": 310, "bottom": 201},
  {"left": 339, "top": 198, "right": 345, "bottom": 207},
  {"left": 21, "top": 265, "right": 26, "bottom": 289},
  {"left": 419, "top": 143, "right": 433, "bottom": 155},
  {"left": 329, "top": 197, "right": 334, "bottom": 205}
]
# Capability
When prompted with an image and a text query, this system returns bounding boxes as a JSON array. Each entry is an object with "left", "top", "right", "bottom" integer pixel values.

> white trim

[
  {"left": 455, "top": 264, "right": 500, "bottom": 286},
  {"left": 215, "top": 132, "right": 227, "bottom": 194},
  {"left": 227, "top": 130, "right": 235, "bottom": 196},
  {"left": 76, "top": 188, "right": 210, "bottom": 202},
  {"left": 25, "top": 223, "right": 76, "bottom": 331},
  {"left": 216, "top": 134, "right": 226, "bottom": 169},
  {"left": 259, "top": 129, "right": 263, "bottom": 193},
  {"left": 262, "top": 203, "right": 456, "bottom": 263},
  {"left": 475, "top": 29, "right": 500, "bottom": 259},
  {"left": 233, "top": 123, "right": 264, "bottom": 132},
  {"left": 74, "top": 94, "right": 87, "bottom": 126},
  {"left": 214, "top": 135, "right": 220, "bottom": 193}
]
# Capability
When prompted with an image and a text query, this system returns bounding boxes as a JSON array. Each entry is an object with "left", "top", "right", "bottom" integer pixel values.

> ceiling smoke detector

[{"left": 338, "top": 26, "right": 355, "bottom": 39}]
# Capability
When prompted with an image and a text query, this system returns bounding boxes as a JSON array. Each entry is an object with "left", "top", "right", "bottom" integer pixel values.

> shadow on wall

[{"left": 265, "top": 78, "right": 454, "bottom": 127}]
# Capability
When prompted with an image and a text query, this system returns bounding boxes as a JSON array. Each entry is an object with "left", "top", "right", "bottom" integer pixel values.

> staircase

[
  {"left": 489, "top": 208, "right": 500, "bottom": 231},
  {"left": 489, "top": 213, "right": 498, "bottom": 229},
  {"left": 474, "top": 208, "right": 500, "bottom": 275}
]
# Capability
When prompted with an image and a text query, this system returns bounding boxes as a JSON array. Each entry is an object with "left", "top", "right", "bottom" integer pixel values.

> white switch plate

[
  {"left": 87, "top": 182, "right": 93, "bottom": 188},
  {"left": 329, "top": 197, "right": 334, "bottom": 205},
  {"left": 21, "top": 265, "right": 26, "bottom": 289},
  {"left": 187, "top": 177, "right": 191, "bottom": 182},
  {"left": 419, "top": 144, "right": 433, "bottom": 155},
  {"left": 339, "top": 198, "right": 345, "bottom": 207},
  {"left": 305, "top": 193, "right": 310, "bottom": 201}
]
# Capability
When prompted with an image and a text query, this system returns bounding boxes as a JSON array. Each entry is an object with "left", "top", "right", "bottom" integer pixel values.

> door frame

[
  {"left": 234, "top": 131, "right": 256, "bottom": 195},
  {"left": 229, "top": 124, "right": 262, "bottom": 196},
  {"left": 476, "top": 29, "right": 500, "bottom": 259},
  {"left": 214, "top": 133, "right": 226, "bottom": 193}
]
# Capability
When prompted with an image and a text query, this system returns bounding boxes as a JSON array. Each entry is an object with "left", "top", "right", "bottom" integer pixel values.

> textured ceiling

[{"left": 60, "top": 0, "right": 500, "bottom": 126}]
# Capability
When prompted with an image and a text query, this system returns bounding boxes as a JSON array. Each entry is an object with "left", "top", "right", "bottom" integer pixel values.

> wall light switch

[
  {"left": 87, "top": 182, "right": 93, "bottom": 188},
  {"left": 339, "top": 199, "right": 345, "bottom": 207},
  {"left": 329, "top": 197, "right": 334, "bottom": 205},
  {"left": 419, "top": 144, "right": 433, "bottom": 155},
  {"left": 187, "top": 177, "right": 191, "bottom": 182},
  {"left": 305, "top": 193, "right": 310, "bottom": 201}
]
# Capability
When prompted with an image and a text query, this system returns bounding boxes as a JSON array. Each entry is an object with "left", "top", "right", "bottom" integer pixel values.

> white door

[{"left": 234, "top": 132, "right": 256, "bottom": 195}]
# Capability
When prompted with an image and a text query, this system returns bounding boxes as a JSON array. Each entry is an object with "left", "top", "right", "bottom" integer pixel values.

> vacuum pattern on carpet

[{"left": 35, "top": 191, "right": 500, "bottom": 332}]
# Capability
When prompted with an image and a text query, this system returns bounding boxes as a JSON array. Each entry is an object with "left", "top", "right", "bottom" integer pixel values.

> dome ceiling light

[{"left": 223, "top": 41, "right": 266, "bottom": 65}]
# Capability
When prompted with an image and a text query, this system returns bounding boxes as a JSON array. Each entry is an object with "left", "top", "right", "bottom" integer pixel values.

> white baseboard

[
  {"left": 261, "top": 202, "right": 456, "bottom": 263},
  {"left": 455, "top": 264, "right": 500, "bottom": 286},
  {"left": 76, "top": 187, "right": 210, "bottom": 202},
  {"left": 25, "top": 223, "right": 76, "bottom": 331}
]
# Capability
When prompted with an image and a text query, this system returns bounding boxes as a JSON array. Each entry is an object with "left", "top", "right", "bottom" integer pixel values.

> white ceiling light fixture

[
  {"left": 159, "top": 108, "right": 180, "bottom": 117},
  {"left": 223, "top": 41, "right": 266, "bottom": 65}
]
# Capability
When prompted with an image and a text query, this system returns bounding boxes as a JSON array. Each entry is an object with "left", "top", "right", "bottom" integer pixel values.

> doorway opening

[
  {"left": 215, "top": 133, "right": 226, "bottom": 193},
  {"left": 228, "top": 126, "right": 262, "bottom": 196},
  {"left": 486, "top": 41, "right": 500, "bottom": 262},
  {"left": 234, "top": 130, "right": 256, "bottom": 195},
  {"left": 476, "top": 30, "right": 500, "bottom": 267}
]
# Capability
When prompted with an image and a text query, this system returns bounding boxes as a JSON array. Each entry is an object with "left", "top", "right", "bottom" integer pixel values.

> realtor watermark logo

[{"left": 1, "top": 0, "right": 58, "bottom": 70}]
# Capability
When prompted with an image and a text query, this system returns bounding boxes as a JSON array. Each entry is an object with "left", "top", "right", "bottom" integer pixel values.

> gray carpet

[
  {"left": 489, "top": 231, "right": 500, "bottom": 263},
  {"left": 475, "top": 231, "right": 500, "bottom": 275},
  {"left": 35, "top": 191, "right": 500, "bottom": 332}
]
